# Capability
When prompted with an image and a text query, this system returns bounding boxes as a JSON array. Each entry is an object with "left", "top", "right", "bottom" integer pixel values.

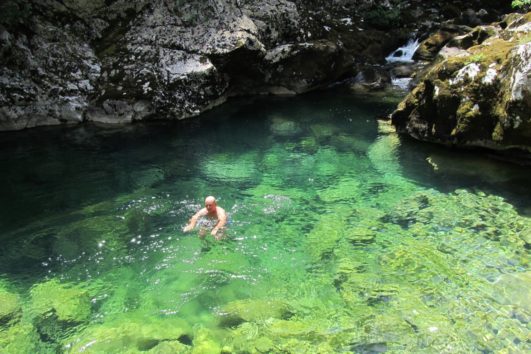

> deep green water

[{"left": 0, "top": 89, "right": 530, "bottom": 353}]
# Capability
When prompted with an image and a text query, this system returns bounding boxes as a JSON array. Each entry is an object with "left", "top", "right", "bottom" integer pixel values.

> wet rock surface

[
  {"left": 0, "top": 0, "right": 514, "bottom": 130},
  {"left": 392, "top": 12, "right": 531, "bottom": 161}
]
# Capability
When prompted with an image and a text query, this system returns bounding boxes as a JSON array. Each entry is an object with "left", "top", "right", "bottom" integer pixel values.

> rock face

[
  {"left": 0, "top": 0, "right": 374, "bottom": 129},
  {"left": 391, "top": 13, "right": 531, "bottom": 158},
  {"left": 0, "top": 0, "right": 515, "bottom": 130}
]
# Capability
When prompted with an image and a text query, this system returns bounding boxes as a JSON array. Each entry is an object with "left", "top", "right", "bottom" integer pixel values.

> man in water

[{"left": 183, "top": 196, "right": 227, "bottom": 240}]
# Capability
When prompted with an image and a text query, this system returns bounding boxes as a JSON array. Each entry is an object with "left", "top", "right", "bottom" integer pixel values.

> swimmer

[{"left": 183, "top": 196, "right": 227, "bottom": 240}]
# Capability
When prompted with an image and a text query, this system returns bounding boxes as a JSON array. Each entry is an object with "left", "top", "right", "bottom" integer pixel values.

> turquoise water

[{"left": 0, "top": 89, "right": 529, "bottom": 353}]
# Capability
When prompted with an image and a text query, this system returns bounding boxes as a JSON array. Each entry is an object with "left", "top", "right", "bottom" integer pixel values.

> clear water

[{"left": 0, "top": 89, "right": 529, "bottom": 353}]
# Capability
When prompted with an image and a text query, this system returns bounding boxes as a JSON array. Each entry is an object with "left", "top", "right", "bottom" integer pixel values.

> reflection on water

[{"left": 0, "top": 89, "right": 529, "bottom": 353}]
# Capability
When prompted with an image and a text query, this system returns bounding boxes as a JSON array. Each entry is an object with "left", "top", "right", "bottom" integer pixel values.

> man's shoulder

[{"left": 197, "top": 208, "right": 208, "bottom": 216}]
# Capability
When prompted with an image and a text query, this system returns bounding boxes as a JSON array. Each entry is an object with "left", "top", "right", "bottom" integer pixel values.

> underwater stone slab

[
  {"left": 218, "top": 299, "right": 293, "bottom": 327},
  {"left": 305, "top": 213, "right": 345, "bottom": 262},
  {"left": 65, "top": 316, "right": 192, "bottom": 353},
  {"left": 344, "top": 226, "right": 377, "bottom": 244},
  {"left": 0, "top": 289, "right": 21, "bottom": 325},
  {"left": 30, "top": 279, "right": 92, "bottom": 324},
  {"left": 490, "top": 272, "right": 531, "bottom": 313},
  {"left": 269, "top": 116, "right": 302, "bottom": 137}
]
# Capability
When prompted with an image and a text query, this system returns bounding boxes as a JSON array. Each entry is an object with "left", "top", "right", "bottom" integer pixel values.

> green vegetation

[
  {"left": 465, "top": 53, "right": 485, "bottom": 64},
  {"left": 512, "top": 0, "right": 531, "bottom": 9}
]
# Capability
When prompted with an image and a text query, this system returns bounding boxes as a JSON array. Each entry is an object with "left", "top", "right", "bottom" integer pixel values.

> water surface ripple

[{"left": 0, "top": 90, "right": 529, "bottom": 353}]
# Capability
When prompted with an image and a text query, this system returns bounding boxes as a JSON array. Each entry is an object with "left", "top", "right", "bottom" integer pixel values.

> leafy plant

[{"left": 512, "top": 0, "right": 531, "bottom": 8}]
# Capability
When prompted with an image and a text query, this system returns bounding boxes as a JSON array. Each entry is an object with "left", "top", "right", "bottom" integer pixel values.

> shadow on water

[{"left": 397, "top": 136, "right": 531, "bottom": 215}]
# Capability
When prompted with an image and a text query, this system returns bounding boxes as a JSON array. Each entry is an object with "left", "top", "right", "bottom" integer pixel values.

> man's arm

[
  {"left": 183, "top": 208, "right": 207, "bottom": 232},
  {"left": 211, "top": 207, "right": 227, "bottom": 237}
]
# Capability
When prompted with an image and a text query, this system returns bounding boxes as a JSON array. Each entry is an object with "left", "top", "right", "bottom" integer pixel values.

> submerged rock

[
  {"left": 490, "top": 271, "right": 531, "bottom": 312},
  {"left": 0, "top": 288, "right": 21, "bottom": 325},
  {"left": 30, "top": 279, "right": 92, "bottom": 324},
  {"left": 218, "top": 299, "right": 293, "bottom": 327},
  {"left": 64, "top": 315, "right": 192, "bottom": 353},
  {"left": 0, "top": 323, "right": 42, "bottom": 353},
  {"left": 305, "top": 213, "right": 345, "bottom": 262},
  {"left": 270, "top": 116, "right": 302, "bottom": 137}
]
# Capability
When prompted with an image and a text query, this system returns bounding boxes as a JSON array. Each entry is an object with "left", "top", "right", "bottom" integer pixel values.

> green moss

[
  {"left": 468, "top": 38, "right": 515, "bottom": 68},
  {"left": 219, "top": 299, "right": 293, "bottom": 327},
  {"left": 30, "top": 279, "right": 92, "bottom": 323},
  {"left": 465, "top": 53, "right": 485, "bottom": 64},
  {"left": 65, "top": 315, "right": 192, "bottom": 353},
  {"left": 0, "top": 288, "right": 21, "bottom": 325},
  {"left": 305, "top": 213, "right": 345, "bottom": 262},
  {"left": 309, "top": 123, "right": 338, "bottom": 142},
  {"left": 270, "top": 117, "right": 301, "bottom": 137},
  {"left": 454, "top": 100, "right": 481, "bottom": 135},
  {"left": 299, "top": 136, "right": 318, "bottom": 154},
  {"left": 0, "top": 323, "right": 42, "bottom": 353},
  {"left": 202, "top": 151, "right": 259, "bottom": 182},
  {"left": 318, "top": 178, "right": 359, "bottom": 203},
  {"left": 192, "top": 327, "right": 221, "bottom": 354}
]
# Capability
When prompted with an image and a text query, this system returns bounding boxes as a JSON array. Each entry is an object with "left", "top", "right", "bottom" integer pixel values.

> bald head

[{"left": 205, "top": 196, "right": 217, "bottom": 213}]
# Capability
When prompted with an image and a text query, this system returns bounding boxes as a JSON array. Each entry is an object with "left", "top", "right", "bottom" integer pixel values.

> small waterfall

[{"left": 385, "top": 38, "right": 420, "bottom": 63}]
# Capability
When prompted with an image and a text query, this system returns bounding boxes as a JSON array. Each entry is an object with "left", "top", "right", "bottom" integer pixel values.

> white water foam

[{"left": 385, "top": 38, "right": 420, "bottom": 63}]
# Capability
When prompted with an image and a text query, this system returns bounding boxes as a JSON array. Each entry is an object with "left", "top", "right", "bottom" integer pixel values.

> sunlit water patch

[{"left": 0, "top": 89, "right": 529, "bottom": 353}]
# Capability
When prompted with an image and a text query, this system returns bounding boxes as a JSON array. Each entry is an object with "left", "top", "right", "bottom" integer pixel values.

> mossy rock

[
  {"left": 202, "top": 151, "right": 259, "bottom": 182},
  {"left": 317, "top": 178, "right": 359, "bottom": 203},
  {"left": 305, "top": 213, "right": 345, "bottom": 262},
  {"left": 267, "top": 319, "right": 315, "bottom": 338},
  {"left": 147, "top": 340, "right": 191, "bottom": 353},
  {"left": 0, "top": 289, "right": 21, "bottom": 325},
  {"left": 367, "top": 134, "right": 401, "bottom": 175},
  {"left": 392, "top": 13, "right": 531, "bottom": 156},
  {"left": 254, "top": 336, "right": 274, "bottom": 353},
  {"left": 30, "top": 279, "right": 91, "bottom": 324},
  {"left": 53, "top": 214, "right": 127, "bottom": 259},
  {"left": 191, "top": 327, "right": 221, "bottom": 354},
  {"left": 333, "top": 257, "right": 364, "bottom": 289},
  {"left": 414, "top": 28, "right": 463, "bottom": 61},
  {"left": 448, "top": 26, "right": 498, "bottom": 50},
  {"left": 298, "top": 136, "right": 318, "bottom": 154},
  {"left": 489, "top": 272, "right": 531, "bottom": 312},
  {"left": 309, "top": 123, "right": 338, "bottom": 142},
  {"left": 65, "top": 316, "right": 192, "bottom": 353},
  {"left": 0, "top": 323, "right": 42, "bottom": 353},
  {"left": 219, "top": 299, "right": 293, "bottom": 327},
  {"left": 344, "top": 226, "right": 377, "bottom": 244},
  {"left": 269, "top": 116, "right": 301, "bottom": 137}
]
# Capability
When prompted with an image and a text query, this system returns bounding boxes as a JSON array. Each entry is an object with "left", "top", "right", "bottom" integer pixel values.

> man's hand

[
  {"left": 183, "top": 224, "right": 193, "bottom": 232},
  {"left": 211, "top": 227, "right": 219, "bottom": 237}
]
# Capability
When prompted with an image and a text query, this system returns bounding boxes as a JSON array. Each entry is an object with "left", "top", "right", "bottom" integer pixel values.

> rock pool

[{"left": 0, "top": 89, "right": 529, "bottom": 353}]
